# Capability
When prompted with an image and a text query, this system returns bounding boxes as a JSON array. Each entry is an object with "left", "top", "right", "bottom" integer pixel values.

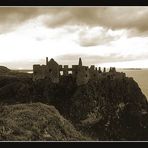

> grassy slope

[{"left": 0, "top": 102, "right": 88, "bottom": 141}]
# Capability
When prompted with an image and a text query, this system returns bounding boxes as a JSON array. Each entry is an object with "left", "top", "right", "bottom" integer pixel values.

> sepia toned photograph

[{"left": 0, "top": 6, "right": 148, "bottom": 141}]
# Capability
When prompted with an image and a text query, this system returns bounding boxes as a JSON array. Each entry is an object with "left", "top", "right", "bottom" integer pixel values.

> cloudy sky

[{"left": 0, "top": 7, "right": 148, "bottom": 69}]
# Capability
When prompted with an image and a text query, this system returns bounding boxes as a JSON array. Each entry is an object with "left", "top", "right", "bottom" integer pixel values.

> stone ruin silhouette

[{"left": 33, "top": 57, "right": 126, "bottom": 86}]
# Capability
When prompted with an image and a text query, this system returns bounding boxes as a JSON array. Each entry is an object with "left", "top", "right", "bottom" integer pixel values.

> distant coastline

[{"left": 122, "top": 68, "right": 142, "bottom": 70}]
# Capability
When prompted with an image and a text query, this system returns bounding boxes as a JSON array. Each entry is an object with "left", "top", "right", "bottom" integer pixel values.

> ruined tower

[
  {"left": 46, "top": 58, "right": 60, "bottom": 83},
  {"left": 98, "top": 67, "right": 102, "bottom": 73},
  {"left": 78, "top": 57, "right": 82, "bottom": 66},
  {"left": 46, "top": 57, "right": 48, "bottom": 65},
  {"left": 103, "top": 67, "right": 106, "bottom": 73},
  {"left": 109, "top": 67, "right": 116, "bottom": 73},
  {"left": 76, "top": 58, "right": 90, "bottom": 86}
]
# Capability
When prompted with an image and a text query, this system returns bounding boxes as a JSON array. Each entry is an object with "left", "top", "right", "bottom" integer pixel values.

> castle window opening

[
  {"left": 68, "top": 71, "right": 72, "bottom": 74},
  {"left": 60, "top": 71, "right": 63, "bottom": 75},
  {"left": 86, "top": 74, "right": 88, "bottom": 77},
  {"left": 49, "top": 69, "right": 52, "bottom": 72}
]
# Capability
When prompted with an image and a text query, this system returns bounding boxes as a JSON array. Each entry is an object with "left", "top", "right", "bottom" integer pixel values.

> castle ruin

[{"left": 33, "top": 57, "right": 126, "bottom": 86}]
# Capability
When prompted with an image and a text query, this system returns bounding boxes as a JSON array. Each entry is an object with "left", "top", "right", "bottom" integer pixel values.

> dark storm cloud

[
  {"left": 0, "top": 8, "right": 39, "bottom": 33},
  {"left": 0, "top": 7, "right": 60, "bottom": 33},
  {"left": 43, "top": 7, "right": 148, "bottom": 35},
  {"left": 44, "top": 8, "right": 103, "bottom": 28},
  {"left": 1, "top": 7, "right": 148, "bottom": 35}
]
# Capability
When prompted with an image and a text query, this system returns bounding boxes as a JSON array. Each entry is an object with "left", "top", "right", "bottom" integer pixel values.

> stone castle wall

[
  {"left": 76, "top": 66, "right": 90, "bottom": 86},
  {"left": 46, "top": 59, "right": 60, "bottom": 83}
]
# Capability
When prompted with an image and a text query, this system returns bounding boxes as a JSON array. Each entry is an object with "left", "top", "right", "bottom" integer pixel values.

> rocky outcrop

[{"left": 48, "top": 76, "right": 148, "bottom": 141}]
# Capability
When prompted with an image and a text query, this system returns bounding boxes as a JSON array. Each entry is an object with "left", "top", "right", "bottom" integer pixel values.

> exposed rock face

[
  {"left": 0, "top": 73, "right": 148, "bottom": 141},
  {"left": 69, "top": 77, "right": 148, "bottom": 122},
  {"left": 47, "top": 76, "right": 148, "bottom": 141},
  {"left": 0, "top": 103, "right": 87, "bottom": 141}
]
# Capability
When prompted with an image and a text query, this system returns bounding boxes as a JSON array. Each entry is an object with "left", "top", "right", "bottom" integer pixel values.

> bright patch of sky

[{"left": 0, "top": 15, "right": 148, "bottom": 69}]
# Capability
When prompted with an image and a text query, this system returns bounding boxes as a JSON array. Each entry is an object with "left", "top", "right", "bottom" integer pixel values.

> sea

[{"left": 118, "top": 68, "right": 148, "bottom": 100}]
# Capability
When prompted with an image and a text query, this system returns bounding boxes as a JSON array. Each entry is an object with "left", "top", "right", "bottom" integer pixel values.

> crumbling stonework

[
  {"left": 33, "top": 57, "right": 126, "bottom": 85},
  {"left": 76, "top": 65, "right": 90, "bottom": 86},
  {"left": 89, "top": 65, "right": 99, "bottom": 81},
  {"left": 46, "top": 58, "right": 60, "bottom": 83},
  {"left": 33, "top": 58, "right": 60, "bottom": 83}
]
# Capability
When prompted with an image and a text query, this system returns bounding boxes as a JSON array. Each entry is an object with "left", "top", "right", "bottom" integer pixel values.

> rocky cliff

[
  {"left": 0, "top": 73, "right": 148, "bottom": 141},
  {"left": 47, "top": 75, "right": 148, "bottom": 140}
]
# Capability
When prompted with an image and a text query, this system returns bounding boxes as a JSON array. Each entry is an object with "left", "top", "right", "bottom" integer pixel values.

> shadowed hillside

[
  {"left": 0, "top": 66, "right": 10, "bottom": 73},
  {"left": 0, "top": 71, "right": 148, "bottom": 141}
]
